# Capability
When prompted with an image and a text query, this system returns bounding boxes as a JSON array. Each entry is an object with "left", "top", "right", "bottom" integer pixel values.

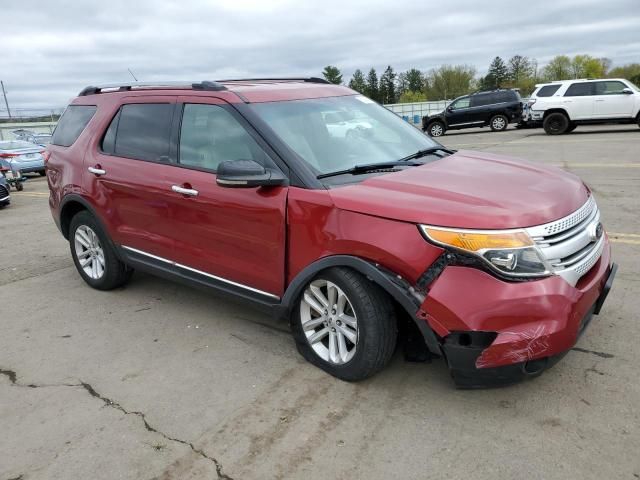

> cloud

[{"left": 1, "top": 0, "right": 639, "bottom": 111}]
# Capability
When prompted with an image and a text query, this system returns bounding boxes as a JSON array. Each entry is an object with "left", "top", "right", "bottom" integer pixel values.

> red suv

[{"left": 47, "top": 78, "right": 616, "bottom": 388}]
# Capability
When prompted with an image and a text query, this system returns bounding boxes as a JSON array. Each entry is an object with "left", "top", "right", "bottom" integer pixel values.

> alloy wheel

[
  {"left": 492, "top": 117, "right": 506, "bottom": 130},
  {"left": 300, "top": 279, "right": 358, "bottom": 365},
  {"left": 430, "top": 124, "right": 444, "bottom": 136},
  {"left": 74, "top": 225, "right": 105, "bottom": 279}
]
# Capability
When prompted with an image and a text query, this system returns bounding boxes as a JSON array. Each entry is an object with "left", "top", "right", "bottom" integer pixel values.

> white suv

[{"left": 529, "top": 78, "right": 640, "bottom": 134}]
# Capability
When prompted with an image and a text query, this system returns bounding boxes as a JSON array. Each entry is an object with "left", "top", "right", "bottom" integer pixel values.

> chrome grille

[
  {"left": 0, "top": 184, "right": 9, "bottom": 200},
  {"left": 526, "top": 196, "right": 604, "bottom": 286}
]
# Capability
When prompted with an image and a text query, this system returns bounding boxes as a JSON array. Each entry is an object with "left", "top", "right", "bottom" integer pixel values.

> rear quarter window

[
  {"left": 52, "top": 105, "right": 97, "bottom": 147},
  {"left": 536, "top": 85, "right": 561, "bottom": 97}
]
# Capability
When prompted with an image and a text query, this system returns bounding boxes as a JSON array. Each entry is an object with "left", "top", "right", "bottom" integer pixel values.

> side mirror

[
  {"left": 216, "top": 159, "right": 287, "bottom": 188},
  {"left": 622, "top": 88, "right": 634, "bottom": 95},
  {"left": 446, "top": 106, "right": 453, "bottom": 112}
]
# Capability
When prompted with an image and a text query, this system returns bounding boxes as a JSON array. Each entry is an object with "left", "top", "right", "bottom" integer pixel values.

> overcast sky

[{"left": 1, "top": 0, "right": 639, "bottom": 111}]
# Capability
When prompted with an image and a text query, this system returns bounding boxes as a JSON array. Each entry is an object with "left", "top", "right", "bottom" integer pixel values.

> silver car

[{"left": 0, "top": 140, "right": 46, "bottom": 176}]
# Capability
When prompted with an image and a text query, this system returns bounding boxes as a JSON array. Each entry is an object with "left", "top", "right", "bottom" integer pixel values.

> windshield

[{"left": 249, "top": 95, "right": 440, "bottom": 175}]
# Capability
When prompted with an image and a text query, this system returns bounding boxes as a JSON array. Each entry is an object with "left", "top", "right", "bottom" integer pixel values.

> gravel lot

[{"left": 1, "top": 124, "right": 639, "bottom": 480}]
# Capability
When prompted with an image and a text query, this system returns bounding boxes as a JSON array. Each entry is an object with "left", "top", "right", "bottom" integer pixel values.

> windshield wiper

[
  {"left": 317, "top": 161, "right": 423, "bottom": 179},
  {"left": 396, "top": 146, "right": 455, "bottom": 163}
]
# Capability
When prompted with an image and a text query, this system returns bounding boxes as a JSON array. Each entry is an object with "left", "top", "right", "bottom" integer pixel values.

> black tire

[
  {"left": 489, "top": 114, "right": 508, "bottom": 132},
  {"left": 427, "top": 121, "right": 446, "bottom": 137},
  {"left": 543, "top": 112, "right": 569, "bottom": 135},
  {"left": 39, "top": 170, "right": 46, "bottom": 176},
  {"left": 292, "top": 267, "right": 397, "bottom": 381},
  {"left": 69, "top": 210, "right": 133, "bottom": 290},
  {"left": 15, "top": 182, "right": 23, "bottom": 191},
  {"left": 566, "top": 123, "right": 577, "bottom": 133}
]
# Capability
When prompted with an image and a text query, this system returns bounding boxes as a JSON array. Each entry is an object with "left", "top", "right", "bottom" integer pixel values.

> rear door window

[
  {"left": 470, "top": 94, "right": 491, "bottom": 107},
  {"left": 536, "top": 85, "right": 561, "bottom": 97},
  {"left": 104, "top": 104, "right": 174, "bottom": 162},
  {"left": 52, "top": 105, "right": 97, "bottom": 147},
  {"left": 564, "top": 83, "right": 594, "bottom": 97}
]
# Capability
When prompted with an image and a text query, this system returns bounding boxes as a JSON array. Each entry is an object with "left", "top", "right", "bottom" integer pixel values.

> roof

[{"left": 535, "top": 78, "right": 628, "bottom": 87}]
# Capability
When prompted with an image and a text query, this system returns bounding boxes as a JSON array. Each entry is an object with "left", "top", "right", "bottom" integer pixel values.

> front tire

[
  {"left": 292, "top": 268, "right": 397, "bottom": 381},
  {"left": 427, "top": 121, "right": 445, "bottom": 137},
  {"left": 489, "top": 114, "right": 508, "bottom": 131},
  {"left": 543, "top": 112, "right": 569, "bottom": 135},
  {"left": 69, "top": 211, "right": 133, "bottom": 290}
]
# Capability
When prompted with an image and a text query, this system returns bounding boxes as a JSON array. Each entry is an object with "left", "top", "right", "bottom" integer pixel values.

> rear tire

[
  {"left": 69, "top": 211, "right": 133, "bottom": 290},
  {"left": 39, "top": 170, "right": 46, "bottom": 177},
  {"left": 543, "top": 112, "right": 569, "bottom": 135},
  {"left": 15, "top": 182, "right": 23, "bottom": 191},
  {"left": 427, "top": 121, "right": 445, "bottom": 137},
  {"left": 489, "top": 114, "right": 508, "bottom": 131},
  {"left": 292, "top": 267, "right": 397, "bottom": 381}
]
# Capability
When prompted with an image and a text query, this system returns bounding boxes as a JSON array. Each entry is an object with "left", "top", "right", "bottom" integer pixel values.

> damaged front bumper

[{"left": 418, "top": 241, "right": 616, "bottom": 388}]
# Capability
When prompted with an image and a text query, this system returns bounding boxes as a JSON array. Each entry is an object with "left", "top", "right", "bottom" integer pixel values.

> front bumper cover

[{"left": 417, "top": 241, "right": 615, "bottom": 388}]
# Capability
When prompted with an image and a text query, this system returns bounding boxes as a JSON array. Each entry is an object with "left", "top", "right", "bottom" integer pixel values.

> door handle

[
  {"left": 595, "top": 99, "right": 605, "bottom": 102},
  {"left": 88, "top": 166, "right": 106, "bottom": 176},
  {"left": 172, "top": 185, "right": 199, "bottom": 197}
]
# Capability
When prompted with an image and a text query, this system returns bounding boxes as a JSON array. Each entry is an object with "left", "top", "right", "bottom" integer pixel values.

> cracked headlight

[{"left": 419, "top": 225, "right": 552, "bottom": 278}]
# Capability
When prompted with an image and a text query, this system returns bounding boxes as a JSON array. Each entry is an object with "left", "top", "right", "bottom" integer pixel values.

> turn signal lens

[{"left": 420, "top": 227, "right": 533, "bottom": 252}]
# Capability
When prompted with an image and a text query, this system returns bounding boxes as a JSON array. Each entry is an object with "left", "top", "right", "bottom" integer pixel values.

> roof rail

[
  {"left": 215, "top": 77, "right": 330, "bottom": 84},
  {"left": 78, "top": 81, "right": 227, "bottom": 96}
]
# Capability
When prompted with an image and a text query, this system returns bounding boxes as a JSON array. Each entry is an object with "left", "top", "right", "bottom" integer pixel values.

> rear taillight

[
  {"left": 42, "top": 151, "right": 51, "bottom": 163},
  {"left": 0, "top": 153, "right": 20, "bottom": 158}
]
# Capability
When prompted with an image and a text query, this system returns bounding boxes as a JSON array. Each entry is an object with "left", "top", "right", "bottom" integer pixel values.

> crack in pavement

[
  {"left": 1, "top": 368, "right": 233, "bottom": 480},
  {"left": 572, "top": 347, "right": 615, "bottom": 359}
]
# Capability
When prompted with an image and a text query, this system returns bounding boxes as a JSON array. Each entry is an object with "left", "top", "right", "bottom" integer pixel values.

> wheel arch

[
  {"left": 543, "top": 108, "right": 570, "bottom": 119},
  {"left": 277, "top": 255, "right": 442, "bottom": 354},
  {"left": 59, "top": 195, "right": 110, "bottom": 241}
]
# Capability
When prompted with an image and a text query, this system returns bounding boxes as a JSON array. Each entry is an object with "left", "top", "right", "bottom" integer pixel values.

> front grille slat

[{"left": 526, "top": 196, "right": 603, "bottom": 287}]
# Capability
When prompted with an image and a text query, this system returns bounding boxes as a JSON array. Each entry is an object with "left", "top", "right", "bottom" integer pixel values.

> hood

[{"left": 328, "top": 150, "right": 589, "bottom": 229}]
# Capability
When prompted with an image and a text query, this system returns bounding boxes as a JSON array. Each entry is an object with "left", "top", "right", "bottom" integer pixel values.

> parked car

[
  {"left": 0, "top": 174, "right": 10, "bottom": 207},
  {"left": 422, "top": 89, "right": 523, "bottom": 136},
  {"left": 47, "top": 79, "right": 616, "bottom": 388},
  {"left": 12, "top": 129, "right": 53, "bottom": 147},
  {"left": 323, "top": 111, "right": 373, "bottom": 138},
  {"left": 0, "top": 140, "right": 46, "bottom": 176},
  {"left": 529, "top": 78, "right": 640, "bottom": 134}
]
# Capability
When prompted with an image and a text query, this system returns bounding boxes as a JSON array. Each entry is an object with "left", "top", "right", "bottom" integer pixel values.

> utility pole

[{"left": 1, "top": 81, "right": 11, "bottom": 119}]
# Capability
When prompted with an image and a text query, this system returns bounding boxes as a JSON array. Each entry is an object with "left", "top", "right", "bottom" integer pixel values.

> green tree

[
  {"left": 379, "top": 65, "right": 397, "bottom": 104},
  {"left": 365, "top": 68, "right": 379, "bottom": 102},
  {"left": 608, "top": 63, "right": 640, "bottom": 84},
  {"left": 508, "top": 55, "right": 534, "bottom": 85},
  {"left": 571, "top": 55, "right": 608, "bottom": 79},
  {"left": 398, "top": 90, "right": 428, "bottom": 103},
  {"left": 543, "top": 55, "right": 572, "bottom": 81},
  {"left": 322, "top": 65, "right": 343, "bottom": 85},
  {"left": 405, "top": 68, "right": 424, "bottom": 93},
  {"left": 425, "top": 64, "right": 476, "bottom": 100},
  {"left": 486, "top": 56, "right": 509, "bottom": 87},
  {"left": 348, "top": 69, "right": 366, "bottom": 93}
]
